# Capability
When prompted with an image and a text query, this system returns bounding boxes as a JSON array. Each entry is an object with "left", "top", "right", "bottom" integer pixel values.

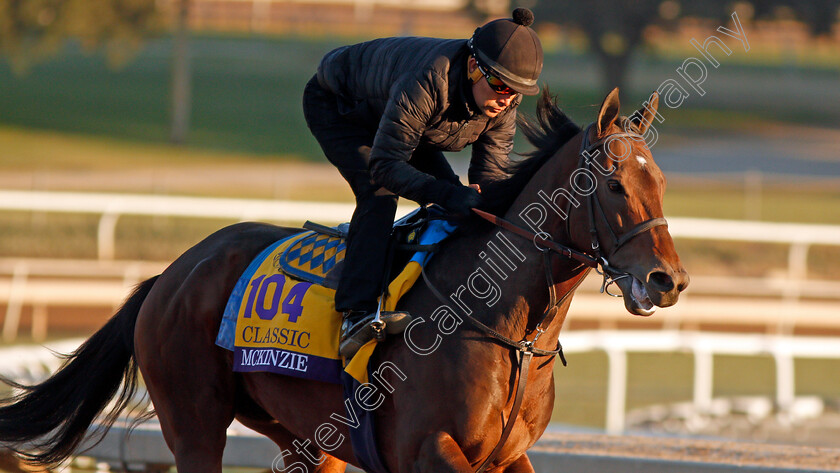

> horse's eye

[{"left": 607, "top": 180, "right": 624, "bottom": 194}]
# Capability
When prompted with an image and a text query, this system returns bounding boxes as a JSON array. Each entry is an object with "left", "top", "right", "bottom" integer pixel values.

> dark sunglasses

[{"left": 476, "top": 63, "right": 516, "bottom": 96}]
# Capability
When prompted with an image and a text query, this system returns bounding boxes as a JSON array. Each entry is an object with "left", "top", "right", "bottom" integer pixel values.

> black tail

[{"left": 0, "top": 275, "right": 159, "bottom": 466}]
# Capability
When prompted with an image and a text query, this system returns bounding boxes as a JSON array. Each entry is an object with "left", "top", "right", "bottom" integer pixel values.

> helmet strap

[{"left": 468, "top": 58, "right": 483, "bottom": 84}]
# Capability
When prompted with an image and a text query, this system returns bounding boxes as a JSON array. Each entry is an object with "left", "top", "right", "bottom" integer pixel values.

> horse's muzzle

[{"left": 615, "top": 267, "right": 689, "bottom": 316}]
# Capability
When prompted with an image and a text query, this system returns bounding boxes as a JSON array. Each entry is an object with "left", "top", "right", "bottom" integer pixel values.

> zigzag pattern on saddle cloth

[
  {"left": 279, "top": 231, "right": 346, "bottom": 288},
  {"left": 215, "top": 210, "right": 457, "bottom": 385}
]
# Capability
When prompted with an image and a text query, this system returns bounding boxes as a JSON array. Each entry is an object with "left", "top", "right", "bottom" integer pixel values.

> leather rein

[{"left": 420, "top": 123, "right": 668, "bottom": 472}]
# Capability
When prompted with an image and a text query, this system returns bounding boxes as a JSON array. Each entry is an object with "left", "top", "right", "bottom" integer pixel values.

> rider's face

[{"left": 469, "top": 58, "right": 517, "bottom": 118}]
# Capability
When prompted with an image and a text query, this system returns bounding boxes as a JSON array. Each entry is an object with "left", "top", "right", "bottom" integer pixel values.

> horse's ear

[
  {"left": 630, "top": 91, "right": 659, "bottom": 135},
  {"left": 596, "top": 87, "right": 621, "bottom": 137}
]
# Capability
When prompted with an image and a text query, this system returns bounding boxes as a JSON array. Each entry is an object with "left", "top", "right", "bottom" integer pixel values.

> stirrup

[{"left": 339, "top": 311, "right": 413, "bottom": 359}]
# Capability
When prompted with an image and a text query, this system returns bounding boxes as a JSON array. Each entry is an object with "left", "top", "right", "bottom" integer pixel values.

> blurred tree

[
  {"left": 170, "top": 0, "right": 190, "bottom": 144},
  {"left": 471, "top": 0, "right": 840, "bottom": 92},
  {"left": 0, "top": 0, "right": 159, "bottom": 73},
  {"left": 0, "top": 0, "right": 193, "bottom": 145}
]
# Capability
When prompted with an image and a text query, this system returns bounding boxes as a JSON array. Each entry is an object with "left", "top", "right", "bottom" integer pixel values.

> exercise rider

[{"left": 302, "top": 8, "right": 544, "bottom": 358}]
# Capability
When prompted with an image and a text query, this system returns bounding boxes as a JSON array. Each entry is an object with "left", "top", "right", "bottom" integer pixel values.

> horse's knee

[
  {"left": 270, "top": 449, "right": 345, "bottom": 473},
  {"left": 172, "top": 447, "right": 225, "bottom": 473},
  {"left": 501, "top": 454, "right": 534, "bottom": 473}
]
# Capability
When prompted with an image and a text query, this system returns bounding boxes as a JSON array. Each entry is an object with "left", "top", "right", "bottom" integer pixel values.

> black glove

[{"left": 424, "top": 181, "right": 483, "bottom": 217}]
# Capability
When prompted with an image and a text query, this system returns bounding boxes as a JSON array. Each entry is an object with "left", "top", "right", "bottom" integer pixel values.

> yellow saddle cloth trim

[{"left": 343, "top": 260, "right": 422, "bottom": 384}]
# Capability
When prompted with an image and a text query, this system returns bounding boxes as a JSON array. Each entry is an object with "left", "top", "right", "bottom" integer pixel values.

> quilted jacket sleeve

[{"left": 368, "top": 69, "right": 449, "bottom": 205}]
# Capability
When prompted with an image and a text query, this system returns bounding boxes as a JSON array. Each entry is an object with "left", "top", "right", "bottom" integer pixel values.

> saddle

[{"left": 280, "top": 205, "right": 448, "bottom": 291}]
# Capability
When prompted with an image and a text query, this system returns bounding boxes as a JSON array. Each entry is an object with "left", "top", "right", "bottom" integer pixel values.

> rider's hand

[
  {"left": 442, "top": 184, "right": 484, "bottom": 217},
  {"left": 425, "top": 180, "right": 484, "bottom": 217}
]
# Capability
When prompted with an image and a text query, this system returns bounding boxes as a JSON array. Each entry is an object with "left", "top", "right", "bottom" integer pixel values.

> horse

[{"left": 0, "top": 88, "right": 688, "bottom": 472}]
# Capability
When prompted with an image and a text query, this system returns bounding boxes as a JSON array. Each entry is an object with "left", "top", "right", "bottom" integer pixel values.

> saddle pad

[
  {"left": 215, "top": 219, "right": 457, "bottom": 385},
  {"left": 217, "top": 233, "right": 343, "bottom": 384},
  {"left": 279, "top": 231, "right": 346, "bottom": 286}
]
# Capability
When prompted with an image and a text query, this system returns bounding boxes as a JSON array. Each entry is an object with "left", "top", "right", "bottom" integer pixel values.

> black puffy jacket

[{"left": 316, "top": 36, "right": 520, "bottom": 204}]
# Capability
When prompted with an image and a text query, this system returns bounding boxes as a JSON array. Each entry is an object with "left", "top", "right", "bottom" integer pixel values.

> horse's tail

[{"left": 0, "top": 275, "right": 159, "bottom": 467}]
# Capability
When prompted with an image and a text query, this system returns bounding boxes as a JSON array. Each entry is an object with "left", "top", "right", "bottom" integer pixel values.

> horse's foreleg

[
  {"left": 499, "top": 454, "right": 535, "bottom": 473},
  {"left": 413, "top": 432, "right": 474, "bottom": 473},
  {"left": 236, "top": 417, "right": 347, "bottom": 473},
  {"left": 270, "top": 442, "right": 348, "bottom": 473}
]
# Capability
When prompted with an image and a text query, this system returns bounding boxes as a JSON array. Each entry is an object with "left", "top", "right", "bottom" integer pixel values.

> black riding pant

[{"left": 302, "top": 76, "right": 458, "bottom": 314}]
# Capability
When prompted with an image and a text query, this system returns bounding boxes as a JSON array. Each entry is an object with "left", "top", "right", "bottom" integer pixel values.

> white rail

[
  {"left": 560, "top": 330, "right": 840, "bottom": 435},
  {"left": 2, "top": 189, "right": 839, "bottom": 273},
  {"left": 0, "top": 258, "right": 166, "bottom": 342},
  {"left": 2, "top": 256, "right": 839, "bottom": 343},
  {"left": 2, "top": 189, "right": 840, "bottom": 341}
]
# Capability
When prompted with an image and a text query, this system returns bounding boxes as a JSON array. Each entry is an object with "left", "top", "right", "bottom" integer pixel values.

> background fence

[{"left": 2, "top": 189, "right": 840, "bottom": 342}]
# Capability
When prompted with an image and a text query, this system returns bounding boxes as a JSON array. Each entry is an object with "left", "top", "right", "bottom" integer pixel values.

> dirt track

[{"left": 534, "top": 432, "right": 840, "bottom": 471}]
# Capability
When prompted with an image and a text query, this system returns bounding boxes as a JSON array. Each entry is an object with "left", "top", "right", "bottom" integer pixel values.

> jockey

[{"left": 302, "top": 8, "right": 543, "bottom": 358}]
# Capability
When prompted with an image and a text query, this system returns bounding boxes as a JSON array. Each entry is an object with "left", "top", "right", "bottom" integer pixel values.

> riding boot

[
  {"left": 335, "top": 193, "right": 395, "bottom": 357},
  {"left": 336, "top": 193, "right": 397, "bottom": 311},
  {"left": 336, "top": 193, "right": 413, "bottom": 358}
]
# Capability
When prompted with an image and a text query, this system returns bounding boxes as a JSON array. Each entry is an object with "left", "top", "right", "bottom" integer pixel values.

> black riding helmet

[{"left": 468, "top": 8, "right": 543, "bottom": 96}]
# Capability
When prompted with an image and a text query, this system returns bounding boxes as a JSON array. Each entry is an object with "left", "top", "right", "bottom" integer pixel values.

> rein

[{"left": 420, "top": 122, "right": 668, "bottom": 472}]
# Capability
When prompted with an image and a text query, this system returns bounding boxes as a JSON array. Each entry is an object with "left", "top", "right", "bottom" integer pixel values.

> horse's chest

[{"left": 457, "top": 369, "right": 554, "bottom": 458}]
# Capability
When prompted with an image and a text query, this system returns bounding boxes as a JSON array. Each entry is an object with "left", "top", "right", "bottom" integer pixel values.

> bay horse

[{"left": 0, "top": 88, "right": 688, "bottom": 472}]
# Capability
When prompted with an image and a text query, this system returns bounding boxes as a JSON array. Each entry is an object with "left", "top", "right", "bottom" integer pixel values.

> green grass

[
  {"left": 551, "top": 352, "right": 840, "bottom": 429},
  {"left": 1, "top": 33, "right": 836, "bottom": 159},
  {"left": 0, "top": 35, "right": 347, "bottom": 158},
  {"left": 664, "top": 184, "right": 840, "bottom": 225},
  {"left": 0, "top": 125, "right": 287, "bottom": 170},
  {"left": 3, "top": 174, "right": 840, "bottom": 277}
]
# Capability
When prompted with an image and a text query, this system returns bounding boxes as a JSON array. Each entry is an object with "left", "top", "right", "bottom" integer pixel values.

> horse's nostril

[
  {"left": 648, "top": 271, "right": 675, "bottom": 292},
  {"left": 677, "top": 273, "right": 690, "bottom": 292}
]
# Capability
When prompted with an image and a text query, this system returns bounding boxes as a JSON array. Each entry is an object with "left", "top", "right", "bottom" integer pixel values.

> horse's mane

[{"left": 480, "top": 89, "right": 581, "bottom": 214}]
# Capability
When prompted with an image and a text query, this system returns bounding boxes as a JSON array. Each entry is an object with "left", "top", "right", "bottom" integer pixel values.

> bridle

[
  {"left": 572, "top": 122, "right": 668, "bottom": 296},
  {"left": 420, "top": 122, "right": 668, "bottom": 472}
]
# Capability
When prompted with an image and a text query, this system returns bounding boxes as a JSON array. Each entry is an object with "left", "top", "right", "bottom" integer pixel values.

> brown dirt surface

[{"left": 534, "top": 432, "right": 840, "bottom": 471}]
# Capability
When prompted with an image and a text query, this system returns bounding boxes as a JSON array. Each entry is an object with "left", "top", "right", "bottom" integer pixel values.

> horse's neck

[
  {"left": 505, "top": 133, "right": 584, "bottom": 242},
  {"left": 438, "top": 136, "right": 586, "bottom": 342},
  {"left": 494, "top": 137, "right": 587, "bottom": 339}
]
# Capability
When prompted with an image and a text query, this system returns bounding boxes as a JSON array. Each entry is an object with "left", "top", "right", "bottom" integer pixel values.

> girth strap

[{"left": 475, "top": 350, "right": 532, "bottom": 473}]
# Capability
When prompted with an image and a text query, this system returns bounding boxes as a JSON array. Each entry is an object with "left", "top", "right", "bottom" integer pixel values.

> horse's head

[{"left": 567, "top": 88, "right": 689, "bottom": 316}]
